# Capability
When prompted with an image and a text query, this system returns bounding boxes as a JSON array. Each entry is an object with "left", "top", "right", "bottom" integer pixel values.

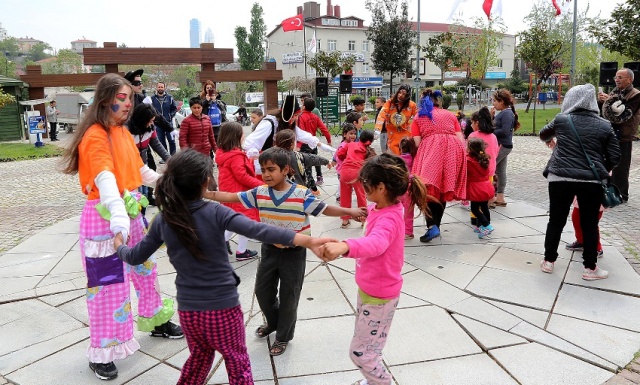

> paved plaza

[{"left": 1, "top": 133, "right": 640, "bottom": 384}]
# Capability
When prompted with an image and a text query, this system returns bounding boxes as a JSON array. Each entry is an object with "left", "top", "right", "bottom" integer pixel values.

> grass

[{"left": 0, "top": 143, "right": 64, "bottom": 162}]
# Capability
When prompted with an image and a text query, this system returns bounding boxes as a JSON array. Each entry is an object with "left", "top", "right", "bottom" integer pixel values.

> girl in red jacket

[
  {"left": 466, "top": 138, "right": 495, "bottom": 238},
  {"left": 336, "top": 129, "right": 376, "bottom": 228},
  {"left": 215, "top": 122, "right": 263, "bottom": 261},
  {"left": 179, "top": 97, "right": 217, "bottom": 157}
]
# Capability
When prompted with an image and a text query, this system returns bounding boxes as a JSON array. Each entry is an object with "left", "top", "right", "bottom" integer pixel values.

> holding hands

[{"left": 319, "top": 241, "right": 349, "bottom": 262}]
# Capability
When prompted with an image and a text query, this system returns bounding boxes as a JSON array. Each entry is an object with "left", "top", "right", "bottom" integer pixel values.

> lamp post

[
  {"left": 414, "top": 0, "right": 421, "bottom": 101},
  {"left": 570, "top": 0, "right": 578, "bottom": 85}
]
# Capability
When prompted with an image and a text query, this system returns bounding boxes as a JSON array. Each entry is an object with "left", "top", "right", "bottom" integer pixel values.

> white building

[
  {"left": 71, "top": 38, "right": 97, "bottom": 54},
  {"left": 204, "top": 28, "right": 215, "bottom": 44}
]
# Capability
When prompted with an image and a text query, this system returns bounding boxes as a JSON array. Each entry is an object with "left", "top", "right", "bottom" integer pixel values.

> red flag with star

[
  {"left": 282, "top": 14, "right": 304, "bottom": 32},
  {"left": 482, "top": 0, "right": 494, "bottom": 19}
]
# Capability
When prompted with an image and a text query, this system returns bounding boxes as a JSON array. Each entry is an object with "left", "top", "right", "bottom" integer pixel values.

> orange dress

[{"left": 375, "top": 99, "right": 418, "bottom": 155}]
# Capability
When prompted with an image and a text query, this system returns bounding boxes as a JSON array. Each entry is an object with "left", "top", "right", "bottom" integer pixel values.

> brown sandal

[
  {"left": 341, "top": 221, "right": 351, "bottom": 229},
  {"left": 269, "top": 340, "right": 288, "bottom": 356},
  {"left": 255, "top": 324, "right": 274, "bottom": 338}
]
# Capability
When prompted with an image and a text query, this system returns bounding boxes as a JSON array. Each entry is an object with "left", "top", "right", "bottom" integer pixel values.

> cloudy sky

[{"left": 1, "top": 0, "right": 621, "bottom": 53}]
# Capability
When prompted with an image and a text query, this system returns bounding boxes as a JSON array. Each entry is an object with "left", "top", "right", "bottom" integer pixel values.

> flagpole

[
  {"left": 570, "top": 0, "right": 577, "bottom": 85},
  {"left": 303, "top": 21, "right": 308, "bottom": 79}
]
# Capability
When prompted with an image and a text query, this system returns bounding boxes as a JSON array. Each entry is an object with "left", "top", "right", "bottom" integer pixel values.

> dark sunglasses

[{"left": 131, "top": 81, "right": 142, "bottom": 86}]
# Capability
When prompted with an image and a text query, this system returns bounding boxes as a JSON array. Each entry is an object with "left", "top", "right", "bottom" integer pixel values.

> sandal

[
  {"left": 495, "top": 201, "right": 507, "bottom": 207},
  {"left": 269, "top": 340, "right": 288, "bottom": 356},
  {"left": 255, "top": 324, "right": 274, "bottom": 339},
  {"left": 341, "top": 221, "right": 351, "bottom": 229}
]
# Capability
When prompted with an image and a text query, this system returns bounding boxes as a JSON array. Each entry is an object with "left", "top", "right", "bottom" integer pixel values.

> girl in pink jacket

[{"left": 321, "top": 153, "right": 432, "bottom": 385}]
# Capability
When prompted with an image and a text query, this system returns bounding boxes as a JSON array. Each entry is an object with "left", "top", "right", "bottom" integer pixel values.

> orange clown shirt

[
  {"left": 375, "top": 99, "right": 418, "bottom": 155},
  {"left": 78, "top": 124, "right": 144, "bottom": 200}
]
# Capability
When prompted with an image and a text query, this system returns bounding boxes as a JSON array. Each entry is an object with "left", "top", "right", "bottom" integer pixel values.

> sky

[{"left": 1, "top": 0, "right": 623, "bottom": 54}]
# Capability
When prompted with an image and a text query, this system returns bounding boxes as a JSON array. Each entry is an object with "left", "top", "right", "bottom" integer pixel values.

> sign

[
  {"left": 245, "top": 92, "right": 264, "bottom": 103},
  {"left": 444, "top": 71, "right": 467, "bottom": 79},
  {"left": 331, "top": 76, "right": 383, "bottom": 88},
  {"left": 317, "top": 88, "right": 339, "bottom": 124},
  {"left": 410, "top": 58, "right": 426, "bottom": 76},
  {"left": 28, "top": 116, "right": 46, "bottom": 134},
  {"left": 485, "top": 72, "right": 507, "bottom": 79},
  {"left": 340, "top": 52, "right": 365, "bottom": 62},
  {"left": 282, "top": 52, "right": 304, "bottom": 64}
]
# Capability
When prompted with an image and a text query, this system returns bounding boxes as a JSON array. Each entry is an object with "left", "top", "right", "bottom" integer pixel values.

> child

[
  {"left": 216, "top": 121, "right": 263, "bottom": 261},
  {"left": 333, "top": 123, "right": 358, "bottom": 202},
  {"left": 250, "top": 108, "right": 263, "bottom": 131},
  {"left": 399, "top": 137, "right": 418, "bottom": 239},
  {"left": 345, "top": 111, "right": 364, "bottom": 139},
  {"left": 274, "top": 129, "right": 332, "bottom": 195},
  {"left": 297, "top": 98, "right": 332, "bottom": 187},
  {"left": 469, "top": 107, "right": 499, "bottom": 221},
  {"left": 320, "top": 153, "right": 432, "bottom": 385},
  {"left": 179, "top": 97, "right": 217, "bottom": 157},
  {"left": 336, "top": 129, "right": 376, "bottom": 228},
  {"left": 566, "top": 198, "right": 605, "bottom": 258},
  {"left": 114, "top": 150, "right": 333, "bottom": 384},
  {"left": 205, "top": 147, "right": 366, "bottom": 357},
  {"left": 466, "top": 138, "right": 495, "bottom": 238}
]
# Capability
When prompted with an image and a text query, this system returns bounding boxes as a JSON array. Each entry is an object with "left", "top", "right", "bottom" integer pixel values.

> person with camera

[{"left": 200, "top": 80, "right": 227, "bottom": 144}]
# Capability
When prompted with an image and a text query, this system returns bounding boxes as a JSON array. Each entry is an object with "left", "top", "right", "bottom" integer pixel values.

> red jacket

[
  {"left": 337, "top": 141, "right": 369, "bottom": 171},
  {"left": 297, "top": 110, "right": 332, "bottom": 145},
  {"left": 215, "top": 148, "right": 263, "bottom": 221},
  {"left": 466, "top": 156, "right": 495, "bottom": 202},
  {"left": 179, "top": 113, "right": 217, "bottom": 156}
]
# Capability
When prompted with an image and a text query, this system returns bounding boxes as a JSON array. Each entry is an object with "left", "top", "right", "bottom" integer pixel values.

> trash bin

[{"left": 538, "top": 92, "right": 548, "bottom": 104}]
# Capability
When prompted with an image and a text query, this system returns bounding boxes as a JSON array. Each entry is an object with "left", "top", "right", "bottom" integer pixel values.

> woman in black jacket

[{"left": 539, "top": 83, "right": 620, "bottom": 281}]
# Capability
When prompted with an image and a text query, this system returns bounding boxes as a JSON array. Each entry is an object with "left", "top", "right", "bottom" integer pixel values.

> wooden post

[
  {"left": 25, "top": 66, "right": 47, "bottom": 138},
  {"left": 263, "top": 62, "right": 279, "bottom": 111}
]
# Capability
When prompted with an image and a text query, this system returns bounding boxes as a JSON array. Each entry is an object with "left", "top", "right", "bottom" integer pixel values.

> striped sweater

[{"left": 238, "top": 183, "right": 327, "bottom": 236}]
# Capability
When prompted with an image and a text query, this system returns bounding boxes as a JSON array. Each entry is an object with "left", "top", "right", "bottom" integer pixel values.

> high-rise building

[
  {"left": 190, "top": 19, "right": 201, "bottom": 48},
  {"left": 204, "top": 28, "right": 214, "bottom": 44}
]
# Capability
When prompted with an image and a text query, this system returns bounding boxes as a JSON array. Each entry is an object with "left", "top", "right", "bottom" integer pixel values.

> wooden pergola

[{"left": 20, "top": 42, "right": 283, "bottom": 136}]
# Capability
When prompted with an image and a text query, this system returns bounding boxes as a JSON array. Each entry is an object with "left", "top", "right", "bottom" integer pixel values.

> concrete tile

[
  {"left": 297, "top": 279, "right": 354, "bottom": 319},
  {"left": 486, "top": 300, "right": 550, "bottom": 329},
  {"left": 136, "top": 326, "right": 187, "bottom": 361},
  {"left": 37, "top": 217, "right": 79, "bottom": 235},
  {"left": 509, "top": 321, "right": 617, "bottom": 370},
  {"left": 404, "top": 254, "right": 483, "bottom": 289},
  {"left": 554, "top": 285, "right": 640, "bottom": 332},
  {"left": 496, "top": 242, "right": 574, "bottom": 260},
  {"left": 8, "top": 232, "right": 78, "bottom": 254},
  {"left": 490, "top": 201, "right": 549, "bottom": 219},
  {"left": 547, "top": 314, "right": 640, "bottom": 368},
  {"left": 564, "top": 246, "right": 640, "bottom": 296},
  {"left": 39, "top": 288, "right": 84, "bottom": 307},
  {"left": 438, "top": 222, "right": 487, "bottom": 245},
  {"left": 466, "top": 263, "right": 567, "bottom": 311},
  {"left": 391, "top": 353, "right": 519, "bottom": 385},
  {"left": 48, "top": 250, "right": 83, "bottom": 275},
  {"left": 407, "top": 244, "right": 499, "bottom": 266},
  {"left": 270, "top": 315, "right": 355, "bottom": 377},
  {"left": 0, "top": 327, "right": 88, "bottom": 374},
  {"left": 165, "top": 346, "right": 189, "bottom": 371},
  {"left": 58, "top": 296, "right": 90, "bottom": 325},
  {"left": 125, "top": 363, "right": 181, "bottom": 384},
  {"left": 384, "top": 306, "right": 481, "bottom": 365},
  {"left": 0, "top": 251, "right": 64, "bottom": 274},
  {"left": 277, "top": 370, "right": 363, "bottom": 385},
  {"left": 452, "top": 314, "right": 527, "bottom": 350},
  {"left": 35, "top": 272, "right": 86, "bottom": 296},
  {"left": 401, "top": 270, "right": 471, "bottom": 308},
  {"left": 7, "top": 341, "right": 160, "bottom": 384},
  {"left": 491, "top": 342, "right": 614, "bottom": 385},
  {"left": 0, "top": 300, "right": 84, "bottom": 356},
  {"left": 514, "top": 215, "right": 553, "bottom": 233},
  {"left": 447, "top": 296, "right": 523, "bottom": 331}
]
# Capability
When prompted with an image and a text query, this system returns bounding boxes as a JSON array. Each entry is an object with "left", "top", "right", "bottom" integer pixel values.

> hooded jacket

[
  {"left": 540, "top": 84, "right": 621, "bottom": 181},
  {"left": 179, "top": 113, "right": 217, "bottom": 156},
  {"left": 215, "top": 148, "right": 263, "bottom": 221}
]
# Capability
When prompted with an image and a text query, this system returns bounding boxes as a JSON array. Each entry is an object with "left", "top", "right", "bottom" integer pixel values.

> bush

[
  {"left": 442, "top": 93, "right": 452, "bottom": 110},
  {"left": 456, "top": 90, "right": 465, "bottom": 110},
  {"left": 368, "top": 96, "right": 378, "bottom": 105},
  {"left": 349, "top": 94, "right": 366, "bottom": 104}
]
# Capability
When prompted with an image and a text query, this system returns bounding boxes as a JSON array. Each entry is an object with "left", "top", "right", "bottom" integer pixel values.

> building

[
  {"left": 190, "top": 19, "right": 201, "bottom": 48},
  {"left": 204, "top": 28, "right": 215, "bottom": 44},
  {"left": 71, "top": 38, "right": 97, "bottom": 54},
  {"left": 266, "top": 1, "right": 515, "bottom": 93},
  {"left": 0, "top": 23, "right": 7, "bottom": 41},
  {"left": 16, "top": 37, "right": 44, "bottom": 54}
]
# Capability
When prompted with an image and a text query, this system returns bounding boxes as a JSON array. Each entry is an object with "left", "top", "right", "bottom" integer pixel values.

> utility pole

[
  {"left": 570, "top": 0, "right": 578, "bottom": 85},
  {"left": 414, "top": 0, "right": 421, "bottom": 101}
]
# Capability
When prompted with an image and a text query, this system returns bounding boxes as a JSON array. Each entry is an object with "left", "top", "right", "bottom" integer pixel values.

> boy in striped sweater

[{"left": 206, "top": 147, "right": 366, "bottom": 356}]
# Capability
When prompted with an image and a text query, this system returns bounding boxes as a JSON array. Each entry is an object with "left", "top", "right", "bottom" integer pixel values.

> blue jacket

[{"left": 150, "top": 93, "right": 177, "bottom": 128}]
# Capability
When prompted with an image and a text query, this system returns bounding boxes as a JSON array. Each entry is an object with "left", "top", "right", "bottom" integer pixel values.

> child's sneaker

[
  {"left": 419, "top": 225, "right": 440, "bottom": 243},
  {"left": 89, "top": 362, "right": 118, "bottom": 380},
  {"left": 582, "top": 266, "right": 608, "bottom": 280},
  {"left": 473, "top": 227, "right": 481, "bottom": 233},
  {"left": 150, "top": 321, "right": 184, "bottom": 339},
  {"left": 477, "top": 226, "right": 491, "bottom": 239},
  {"left": 405, "top": 234, "right": 414, "bottom": 240},
  {"left": 565, "top": 241, "right": 584, "bottom": 251},
  {"left": 316, "top": 176, "right": 324, "bottom": 186},
  {"left": 485, "top": 224, "right": 494, "bottom": 233},
  {"left": 540, "top": 260, "right": 554, "bottom": 273},
  {"left": 597, "top": 249, "right": 604, "bottom": 258},
  {"left": 236, "top": 249, "right": 258, "bottom": 261}
]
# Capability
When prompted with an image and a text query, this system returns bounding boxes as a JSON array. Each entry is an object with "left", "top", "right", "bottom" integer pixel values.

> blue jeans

[{"left": 156, "top": 127, "right": 176, "bottom": 155}]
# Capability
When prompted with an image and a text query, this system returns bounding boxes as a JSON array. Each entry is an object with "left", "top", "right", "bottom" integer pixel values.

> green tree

[
  {"left": 365, "top": 0, "right": 416, "bottom": 93},
  {"left": 0, "top": 56, "right": 17, "bottom": 77},
  {"left": 450, "top": 17, "right": 505, "bottom": 82},
  {"left": 306, "top": 51, "right": 343, "bottom": 78},
  {"left": 42, "top": 49, "right": 84, "bottom": 74},
  {"left": 0, "top": 89, "right": 16, "bottom": 109},
  {"left": 574, "top": 42, "right": 630, "bottom": 86},
  {"left": 28, "top": 42, "right": 52, "bottom": 62},
  {"left": 168, "top": 65, "right": 199, "bottom": 100},
  {"left": 497, "top": 67, "right": 528, "bottom": 95},
  {"left": 0, "top": 37, "right": 20, "bottom": 59},
  {"left": 422, "top": 32, "right": 462, "bottom": 86},
  {"left": 588, "top": 0, "right": 640, "bottom": 60},
  {"left": 234, "top": 2, "right": 267, "bottom": 70}
]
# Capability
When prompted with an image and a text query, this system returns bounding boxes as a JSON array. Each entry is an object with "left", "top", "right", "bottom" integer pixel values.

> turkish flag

[
  {"left": 282, "top": 14, "right": 304, "bottom": 32},
  {"left": 551, "top": 0, "right": 562, "bottom": 16},
  {"left": 482, "top": 0, "right": 494, "bottom": 19}
]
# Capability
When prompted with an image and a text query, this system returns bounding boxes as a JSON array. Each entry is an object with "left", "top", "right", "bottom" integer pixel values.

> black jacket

[{"left": 540, "top": 111, "right": 620, "bottom": 181}]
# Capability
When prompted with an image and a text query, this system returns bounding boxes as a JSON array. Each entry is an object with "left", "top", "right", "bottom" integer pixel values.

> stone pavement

[{"left": 1, "top": 132, "right": 640, "bottom": 384}]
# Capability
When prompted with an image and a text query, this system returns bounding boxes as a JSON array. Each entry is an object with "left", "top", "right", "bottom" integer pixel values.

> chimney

[
  {"left": 334, "top": 5, "right": 341, "bottom": 18},
  {"left": 297, "top": 6, "right": 303, "bottom": 14},
  {"left": 327, "top": 0, "right": 333, "bottom": 17}
]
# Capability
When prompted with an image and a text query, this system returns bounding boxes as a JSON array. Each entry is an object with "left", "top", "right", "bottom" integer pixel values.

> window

[
  {"left": 362, "top": 40, "right": 369, "bottom": 52},
  {"left": 497, "top": 41, "right": 504, "bottom": 50},
  {"left": 363, "top": 63, "right": 369, "bottom": 74},
  {"left": 317, "top": 39, "right": 321, "bottom": 50},
  {"left": 348, "top": 40, "right": 356, "bottom": 51},
  {"left": 341, "top": 19, "right": 358, "bottom": 27},
  {"left": 496, "top": 59, "right": 503, "bottom": 68},
  {"left": 328, "top": 40, "right": 337, "bottom": 51}
]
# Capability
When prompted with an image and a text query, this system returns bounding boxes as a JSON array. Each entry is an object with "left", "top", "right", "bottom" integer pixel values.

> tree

[
  {"left": 589, "top": 0, "right": 640, "bottom": 60},
  {"left": 306, "top": 51, "right": 343, "bottom": 79},
  {"left": 41, "top": 49, "right": 84, "bottom": 75},
  {"left": 497, "top": 67, "right": 528, "bottom": 95},
  {"left": 169, "top": 65, "right": 200, "bottom": 100},
  {"left": 0, "top": 89, "right": 16, "bottom": 109},
  {"left": 286, "top": 77, "right": 315, "bottom": 94},
  {"left": 365, "top": 0, "right": 416, "bottom": 94},
  {"left": 450, "top": 17, "right": 505, "bottom": 82},
  {"left": 0, "top": 37, "right": 20, "bottom": 59},
  {"left": 234, "top": 2, "right": 267, "bottom": 70},
  {"left": 0, "top": 56, "right": 17, "bottom": 77},
  {"left": 28, "top": 42, "right": 52, "bottom": 62},
  {"left": 422, "top": 32, "right": 462, "bottom": 86}
]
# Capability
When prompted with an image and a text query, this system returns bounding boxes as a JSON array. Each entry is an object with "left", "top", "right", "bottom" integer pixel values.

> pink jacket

[{"left": 344, "top": 202, "right": 404, "bottom": 299}]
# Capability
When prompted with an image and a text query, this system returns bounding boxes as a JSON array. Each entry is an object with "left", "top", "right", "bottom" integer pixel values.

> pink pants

[
  {"left": 340, "top": 166, "right": 366, "bottom": 220},
  {"left": 400, "top": 193, "right": 414, "bottom": 236},
  {"left": 80, "top": 199, "right": 169, "bottom": 363},
  {"left": 350, "top": 291, "right": 399, "bottom": 385}
]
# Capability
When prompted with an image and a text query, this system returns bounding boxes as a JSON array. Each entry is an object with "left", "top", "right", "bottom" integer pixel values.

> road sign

[{"left": 317, "top": 87, "right": 339, "bottom": 124}]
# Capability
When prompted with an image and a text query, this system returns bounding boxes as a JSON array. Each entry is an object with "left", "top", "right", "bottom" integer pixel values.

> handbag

[{"left": 566, "top": 115, "right": 622, "bottom": 208}]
